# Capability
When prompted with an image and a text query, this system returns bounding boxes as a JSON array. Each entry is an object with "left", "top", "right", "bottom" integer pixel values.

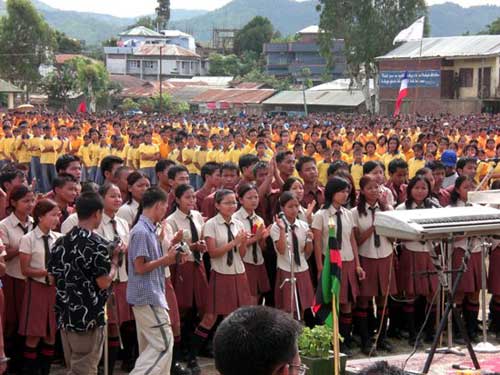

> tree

[
  {"left": 0, "top": 0, "right": 55, "bottom": 99},
  {"left": 55, "top": 30, "right": 82, "bottom": 53},
  {"left": 155, "top": 0, "right": 170, "bottom": 31},
  {"left": 482, "top": 17, "right": 500, "bottom": 34},
  {"left": 208, "top": 53, "right": 241, "bottom": 76},
  {"left": 233, "top": 16, "right": 274, "bottom": 57},
  {"left": 40, "top": 64, "right": 77, "bottom": 106},
  {"left": 120, "top": 98, "right": 140, "bottom": 111},
  {"left": 130, "top": 16, "right": 156, "bottom": 30},
  {"left": 317, "top": 0, "right": 427, "bottom": 113}
]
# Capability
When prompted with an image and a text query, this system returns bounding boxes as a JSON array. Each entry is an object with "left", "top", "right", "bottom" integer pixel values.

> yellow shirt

[
  {"left": 127, "top": 146, "right": 139, "bottom": 169},
  {"left": 88, "top": 143, "right": 100, "bottom": 167},
  {"left": 80, "top": 145, "right": 92, "bottom": 167},
  {"left": 15, "top": 136, "right": 31, "bottom": 163},
  {"left": 408, "top": 158, "right": 426, "bottom": 179},
  {"left": 380, "top": 153, "right": 406, "bottom": 177},
  {"left": 111, "top": 148, "right": 127, "bottom": 160},
  {"left": 350, "top": 163, "right": 364, "bottom": 190},
  {"left": 363, "top": 153, "right": 381, "bottom": 163},
  {"left": 229, "top": 147, "right": 245, "bottom": 165},
  {"left": 98, "top": 146, "right": 110, "bottom": 165},
  {"left": 138, "top": 143, "right": 159, "bottom": 169},
  {"left": 318, "top": 161, "right": 330, "bottom": 187},
  {"left": 194, "top": 149, "right": 209, "bottom": 170},
  {"left": 40, "top": 138, "right": 57, "bottom": 164},
  {"left": 182, "top": 148, "right": 198, "bottom": 174},
  {"left": 206, "top": 149, "right": 221, "bottom": 163},
  {"left": 168, "top": 149, "right": 180, "bottom": 163},
  {"left": 159, "top": 142, "right": 170, "bottom": 159},
  {"left": 29, "top": 137, "right": 42, "bottom": 158},
  {"left": 1, "top": 138, "right": 15, "bottom": 161}
]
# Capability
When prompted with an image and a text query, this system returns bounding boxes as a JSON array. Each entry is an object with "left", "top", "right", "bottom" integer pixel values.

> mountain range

[{"left": 2, "top": 0, "right": 500, "bottom": 45}]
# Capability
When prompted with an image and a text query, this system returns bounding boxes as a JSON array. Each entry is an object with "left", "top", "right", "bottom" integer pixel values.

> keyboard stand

[{"left": 422, "top": 238, "right": 480, "bottom": 374}]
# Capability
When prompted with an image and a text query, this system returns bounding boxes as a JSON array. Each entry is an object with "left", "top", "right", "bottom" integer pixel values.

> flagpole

[
  {"left": 413, "top": 37, "right": 424, "bottom": 116},
  {"left": 332, "top": 293, "right": 340, "bottom": 375}
]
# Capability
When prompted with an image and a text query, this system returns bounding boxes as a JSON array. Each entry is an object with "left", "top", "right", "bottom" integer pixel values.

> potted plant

[{"left": 298, "top": 325, "right": 347, "bottom": 375}]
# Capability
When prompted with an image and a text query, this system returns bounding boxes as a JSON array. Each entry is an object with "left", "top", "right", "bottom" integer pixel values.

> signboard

[{"left": 379, "top": 70, "right": 441, "bottom": 88}]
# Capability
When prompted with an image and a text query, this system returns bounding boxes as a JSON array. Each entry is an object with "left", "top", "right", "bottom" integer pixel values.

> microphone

[{"left": 278, "top": 212, "right": 290, "bottom": 231}]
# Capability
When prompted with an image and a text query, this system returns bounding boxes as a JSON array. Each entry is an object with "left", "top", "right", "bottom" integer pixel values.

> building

[
  {"left": 105, "top": 26, "right": 207, "bottom": 80},
  {"left": 0, "top": 79, "right": 23, "bottom": 109},
  {"left": 376, "top": 35, "right": 500, "bottom": 115},
  {"left": 263, "top": 25, "right": 347, "bottom": 84}
]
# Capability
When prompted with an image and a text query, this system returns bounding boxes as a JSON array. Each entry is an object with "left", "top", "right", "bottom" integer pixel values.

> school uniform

[
  {"left": 233, "top": 207, "right": 270, "bottom": 298},
  {"left": 312, "top": 206, "right": 359, "bottom": 304},
  {"left": 18, "top": 227, "right": 61, "bottom": 341},
  {"left": 395, "top": 203, "right": 438, "bottom": 296},
  {"left": 448, "top": 200, "right": 482, "bottom": 294},
  {"left": 117, "top": 200, "right": 140, "bottom": 228},
  {"left": 202, "top": 213, "right": 252, "bottom": 316},
  {"left": 166, "top": 208, "right": 208, "bottom": 313},
  {"left": 0, "top": 213, "right": 34, "bottom": 328},
  {"left": 95, "top": 213, "right": 132, "bottom": 325},
  {"left": 60, "top": 213, "right": 78, "bottom": 235},
  {"left": 351, "top": 203, "right": 397, "bottom": 297},
  {"left": 270, "top": 218, "right": 314, "bottom": 314}
]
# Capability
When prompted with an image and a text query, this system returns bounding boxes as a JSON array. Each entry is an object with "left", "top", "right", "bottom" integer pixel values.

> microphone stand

[{"left": 279, "top": 215, "right": 301, "bottom": 321}]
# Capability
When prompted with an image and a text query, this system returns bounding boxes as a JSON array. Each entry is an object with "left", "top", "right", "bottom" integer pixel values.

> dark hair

[
  {"left": 388, "top": 158, "right": 408, "bottom": 175},
  {"left": 237, "top": 183, "right": 258, "bottom": 200},
  {"left": 167, "top": 165, "right": 189, "bottom": 180},
  {"left": 296, "top": 156, "right": 315, "bottom": 173},
  {"left": 100, "top": 155, "right": 124, "bottom": 176},
  {"left": 52, "top": 173, "right": 77, "bottom": 191},
  {"left": 275, "top": 150, "right": 293, "bottom": 164},
  {"left": 75, "top": 192, "right": 104, "bottom": 220},
  {"left": 334, "top": 170, "right": 357, "bottom": 208},
  {"left": 358, "top": 361, "right": 405, "bottom": 375},
  {"left": 282, "top": 177, "right": 302, "bottom": 193},
  {"left": 450, "top": 175, "right": 474, "bottom": 205},
  {"left": 456, "top": 157, "right": 477, "bottom": 173},
  {"left": 327, "top": 160, "right": 348, "bottom": 177},
  {"left": 215, "top": 189, "right": 236, "bottom": 204},
  {"left": 33, "top": 199, "right": 58, "bottom": 227},
  {"left": 415, "top": 167, "right": 432, "bottom": 178},
  {"left": 155, "top": 159, "right": 176, "bottom": 174},
  {"left": 169, "top": 183, "right": 194, "bottom": 215},
  {"left": 81, "top": 181, "right": 99, "bottom": 194},
  {"left": 238, "top": 154, "right": 260, "bottom": 172},
  {"left": 279, "top": 191, "right": 298, "bottom": 209},
  {"left": 252, "top": 161, "right": 268, "bottom": 177},
  {"left": 141, "top": 187, "right": 167, "bottom": 209},
  {"left": 357, "top": 175, "right": 388, "bottom": 216},
  {"left": 387, "top": 136, "right": 400, "bottom": 154},
  {"left": 98, "top": 182, "right": 119, "bottom": 198},
  {"left": 220, "top": 162, "right": 239, "bottom": 174},
  {"left": 426, "top": 160, "right": 445, "bottom": 172},
  {"left": 363, "top": 160, "right": 385, "bottom": 175},
  {"left": 491, "top": 180, "right": 500, "bottom": 190},
  {"left": 113, "top": 165, "right": 132, "bottom": 180},
  {"left": 9, "top": 185, "right": 33, "bottom": 208},
  {"left": 55, "top": 154, "right": 81, "bottom": 174},
  {"left": 0, "top": 168, "right": 25, "bottom": 191},
  {"left": 214, "top": 306, "right": 301, "bottom": 375},
  {"left": 201, "top": 162, "right": 221, "bottom": 182},
  {"left": 323, "top": 177, "right": 349, "bottom": 209},
  {"left": 405, "top": 175, "right": 434, "bottom": 209}
]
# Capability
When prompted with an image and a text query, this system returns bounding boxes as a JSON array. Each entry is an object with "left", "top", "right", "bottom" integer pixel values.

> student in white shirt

[
  {"left": 117, "top": 171, "right": 150, "bottom": 228},
  {"left": 96, "top": 183, "right": 130, "bottom": 375},
  {"left": 351, "top": 175, "right": 395, "bottom": 355},
  {"left": 447, "top": 175, "right": 482, "bottom": 341},
  {"left": 282, "top": 177, "right": 315, "bottom": 225},
  {"left": 363, "top": 161, "right": 396, "bottom": 208},
  {"left": 0, "top": 185, "right": 35, "bottom": 372},
  {"left": 396, "top": 175, "right": 439, "bottom": 345},
  {"left": 18, "top": 199, "right": 61, "bottom": 375}
]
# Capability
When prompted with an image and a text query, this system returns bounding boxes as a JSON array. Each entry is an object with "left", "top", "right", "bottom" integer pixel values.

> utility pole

[{"left": 159, "top": 45, "right": 163, "bottom": 115}]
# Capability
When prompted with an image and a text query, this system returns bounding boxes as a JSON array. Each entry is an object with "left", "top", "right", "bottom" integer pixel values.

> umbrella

[{"left": 15, "top": 104, "right": 35, "bottom": 112}]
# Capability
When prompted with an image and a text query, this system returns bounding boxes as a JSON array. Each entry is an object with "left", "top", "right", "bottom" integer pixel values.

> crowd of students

[{"left": 0, "top": 111, "right": 499, "bottom": 374}]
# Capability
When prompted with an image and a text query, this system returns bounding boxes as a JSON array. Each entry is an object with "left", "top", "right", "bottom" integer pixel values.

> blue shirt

[{"left": 126, "top": 215, "right": 168, "bottom": 309}]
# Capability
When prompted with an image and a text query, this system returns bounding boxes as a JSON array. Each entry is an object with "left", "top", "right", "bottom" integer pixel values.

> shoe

[
  {"left": 171, "top": 361, "right": 192, "bottom": 375},
  {"left": 340, "top": 343, "right": 353, "bottom": 357},
  {"left": 377, "top": 339, "right": 394, "bottom": 352},
  {"left": 187, "top": 359, "right": 201, "bottom": 375}
]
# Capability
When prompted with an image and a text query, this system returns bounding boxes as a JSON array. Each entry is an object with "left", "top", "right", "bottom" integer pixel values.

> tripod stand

[
  {"left": 279, "top": 216, "right": 301, "bottom": 320},
  {"left": 422, "top": 238, "right": 480, "bottom": 374}
]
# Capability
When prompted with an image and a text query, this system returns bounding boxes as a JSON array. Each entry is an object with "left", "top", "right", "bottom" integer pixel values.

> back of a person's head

[
  {"left": 214, "top": 306, "right": 301, "bottom": 375},
  {"left": 76, "top": 192, "right": 104, "bottom": 220},
  {"left": 358, "top": 361, "right": 405, "bottom": 375}
]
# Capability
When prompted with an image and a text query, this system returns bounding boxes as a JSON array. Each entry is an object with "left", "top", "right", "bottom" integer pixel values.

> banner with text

[{"left": 379, "top": 70, "right": 441, "bottom": 88}]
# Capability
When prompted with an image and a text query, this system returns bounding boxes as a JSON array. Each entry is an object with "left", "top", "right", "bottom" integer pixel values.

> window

[
  {"left": 459, "top": 68, "right": 473, "bottom": 87},
  {"left": 128, "top": 60, "right": 140, "bottom": 68},
  {"left": 143, "top": 61, "right": 156, "bottom": 69}
]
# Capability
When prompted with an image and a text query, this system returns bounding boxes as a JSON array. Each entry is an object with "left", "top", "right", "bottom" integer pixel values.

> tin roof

[
  {"left": 263, "top": 90, "right": 367, "bottom": 107},
  {"left": 191, "top": 89, "right": 276, "bottom": 104},
  {"left": 134, "top": 44, "right": 199, "bottom": 58},
  {"left": 0, "top": 79, "right": 23, "bottom": 93},
  {"left": 120, "top": 26, "right": 164, "bottom": 38},
  {"left": 377, "top": 35, "right": 500, "bottom": 60}
]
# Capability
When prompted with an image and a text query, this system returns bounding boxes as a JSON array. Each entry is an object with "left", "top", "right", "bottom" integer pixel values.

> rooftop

[
  {"left": 377, "top": 35, "right": 500, "bottom": 60},
  {"left": 0, "top": 79, "right": 23, "bottom": 93},
  {"left": 134, "top": 44, "right": 199, "bottom": 58},
  {"left": 119, "top": 26, "right": 164, "bottom": 38},
  {"left": 298, "top": 25, "right": 320, "bottom": 34},
  {"left": 263, "top": 90, "right": 368, "bottom": 107},
  {"left": 191, "top": 88, "right": 276, "bottom": 104}
]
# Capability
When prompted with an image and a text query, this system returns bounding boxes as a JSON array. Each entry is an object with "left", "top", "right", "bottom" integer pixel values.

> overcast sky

[{"left": 39, "top": 0, "right": 500, "bottom": 18}]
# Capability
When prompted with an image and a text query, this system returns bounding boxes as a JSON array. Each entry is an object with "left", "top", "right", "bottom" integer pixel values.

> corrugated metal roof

[
  {"left": 0, "top": 79, "right": 22, "bottom": 93},
  {"left": 298, "top": 25, "right": 320, "bottom": 34},
  {"left": 191, "top": 89, "right": 276, "bottom": 104},
  {"left": 168, "top": 76, "right": 233, "bottom": 87},
  {"left": 263, "top": 90, "right": 367, "bottom": 107},
  {"left": 134, "top": 44, "right": 200, "bottom": 58},
  {"left": 118, "top": 80, "right": 177, "bottom": 98},
  {"left": 308, "top": 78, "right": 374, "bottom": 91},
  {"left": 110, "top": 74, "right": 148, "bottom": 89},
  {"left": 171, "top": 86, "right": 212, "bottom": 103},
  {"left": 377, "top": 35, "right": 500, "bottom": 60},
  {"left": 120, "top": 26, "right": 163, "bottom": 37}
]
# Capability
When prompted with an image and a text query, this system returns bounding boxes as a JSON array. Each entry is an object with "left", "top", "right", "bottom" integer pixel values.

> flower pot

[{"left": 301, "top": 354, "right": 347, "bottom": 375}]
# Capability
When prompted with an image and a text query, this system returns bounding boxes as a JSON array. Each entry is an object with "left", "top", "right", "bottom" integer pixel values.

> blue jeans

[
  {"left": 30, "top": 157, "right": 42, "bottom": 192},
  {"left": 140, "top": 167, "right": 156, "bottom": 185},
  {"left": 41, "top": 164, "right": 56, "bottom": 193},
  {"left": 189, "top": 173, "right": 202, "bottom": 190},
  {"left": 88, "top": 166, "right": 98, "bottom": 182}
]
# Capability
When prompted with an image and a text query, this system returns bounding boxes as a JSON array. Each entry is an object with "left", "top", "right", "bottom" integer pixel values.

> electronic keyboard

[{"left": 374, "top": 206, "right": 500, "bottom": 241}]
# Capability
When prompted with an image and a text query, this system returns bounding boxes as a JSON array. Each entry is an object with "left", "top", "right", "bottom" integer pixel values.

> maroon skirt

[
  {"left": 359, "top": 255, "right": 397, "bottom": 297},
  {"left": 274, "top": 269, "right": 314, "bottom": 314},
  {"left": 452, "top": 249, "right": 482, "bottom": 294},
  {"left": 2, "top": 275, "right": 25, "bottom": 328},
  {"left": 18, "top": 279, "right": 56, "bottom": 341},
  {"left": 398, "top": 247, "right": 438, "bottom": 296},
  {"left": 165, "top": 277, "right": 180, "bottom": 335},
  {"left": 173, "top": 261, "right": 209, "bottom": 314},
  {"left": 107, "top": 282, "right": 133, "bottom": 325},
  {"left": 244, "top": 262, "right": 271, "bottom": 297},
  {"left": 206, "top": 271, "right": 252, "bottom": 316},
  {"left": 340, "top": 260, "right": 360, "bottom": 305},
  {"left": 488, "top": 248, "right": 500, "bottom": 295}
]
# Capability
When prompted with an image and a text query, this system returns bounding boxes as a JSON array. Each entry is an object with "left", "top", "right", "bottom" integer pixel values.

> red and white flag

[{"left": 394, "top": 72, "right": 408, "bottom": 117}]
